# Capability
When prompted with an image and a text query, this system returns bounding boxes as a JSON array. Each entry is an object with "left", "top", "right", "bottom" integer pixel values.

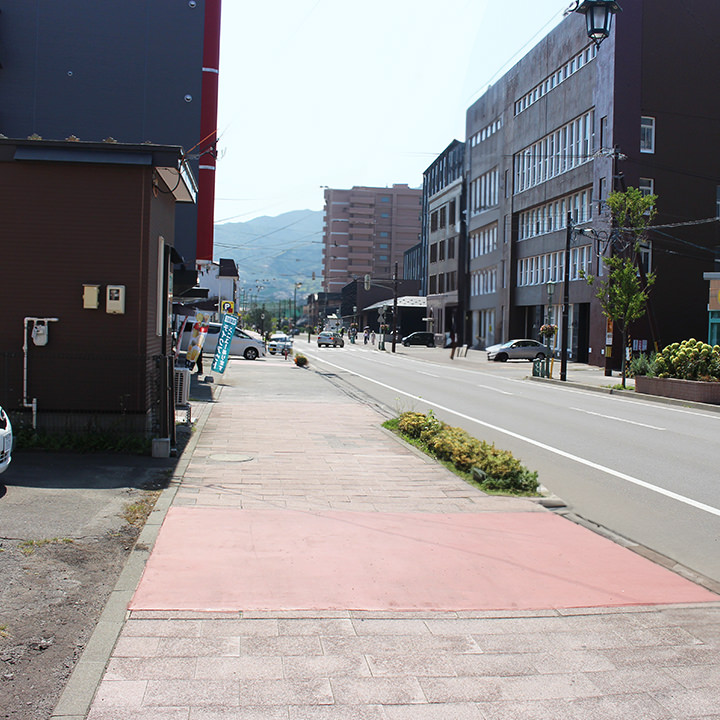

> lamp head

[{"left": 574, "top": 0, "right": 621, "bottom": 46}]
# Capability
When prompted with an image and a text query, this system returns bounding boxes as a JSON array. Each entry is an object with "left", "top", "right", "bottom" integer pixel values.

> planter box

[{"left": 635, "top": 376, "right": 720, "bottom": 404}]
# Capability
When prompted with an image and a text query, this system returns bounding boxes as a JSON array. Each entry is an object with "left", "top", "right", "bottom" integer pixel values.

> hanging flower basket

[{"left": 539, "top": 324, "right": 558, "bottom": 339}]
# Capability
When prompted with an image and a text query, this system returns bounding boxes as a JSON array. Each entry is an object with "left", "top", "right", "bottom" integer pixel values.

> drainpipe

[{"left": 23, "top": 317, "right": 59, "bottom": 429}]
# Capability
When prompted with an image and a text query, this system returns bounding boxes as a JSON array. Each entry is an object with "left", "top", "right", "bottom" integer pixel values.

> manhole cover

[{"left": 208, "top": 453, "right": 254, "bottom": 463}]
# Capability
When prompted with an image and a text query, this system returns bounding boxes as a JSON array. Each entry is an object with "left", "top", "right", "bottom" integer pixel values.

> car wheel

[
  {"left": 427, "top": 341, "right": 434, "bottom": 347},
  {"left": 244, "top": 347, "right": 259, "bottom": 361},
  {"left": 495, "top": 353, "right": 508, "bottom": 362},
  {"left": 534, "top": 352, "right": 546, "bottom": 361},
  {"left": 402, "top": 341, "right": 409, "bottom": 347},
  {"left": 339, "top": 340, "right": 344, "bottom": 347}
]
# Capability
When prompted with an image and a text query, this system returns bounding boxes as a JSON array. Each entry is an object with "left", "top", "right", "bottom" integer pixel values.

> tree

[{"left": 585, "top": 187, "right": 658, "bottom": 387}]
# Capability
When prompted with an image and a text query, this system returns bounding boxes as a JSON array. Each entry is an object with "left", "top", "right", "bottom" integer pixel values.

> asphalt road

[{"left": 296, "top": 338, "right": 720, "bottom": 586}]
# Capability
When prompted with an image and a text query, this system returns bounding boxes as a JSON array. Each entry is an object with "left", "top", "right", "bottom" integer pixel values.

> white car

[
  {"left": 267, "top": 333, "right": 293, "bottom": 355},
  {"left": 0, "top": 405, "right": 12, "bottom": 474},
  {"left": 179, "top": 322, "right": 266, "bottom": 360}
]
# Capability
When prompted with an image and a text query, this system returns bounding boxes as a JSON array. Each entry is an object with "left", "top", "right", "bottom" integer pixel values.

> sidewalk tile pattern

[{"left": 85, "top": 363, "right": 720, "bottom": 719}]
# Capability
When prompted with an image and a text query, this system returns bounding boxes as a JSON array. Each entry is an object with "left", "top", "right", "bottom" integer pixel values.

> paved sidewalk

[{"left": 68, "top": 359, "right": 719, "bottom": 719}]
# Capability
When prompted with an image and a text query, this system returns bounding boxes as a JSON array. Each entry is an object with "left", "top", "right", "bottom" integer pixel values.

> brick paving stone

[
  {"left": 194, "top": 656, "right": 284, "bottom": 681},
  {"left": 330, "top": 676, "right": 427, "bottom": 705},
  {"left": 77, "top": 362, "right": 720, "bottom": 720}
]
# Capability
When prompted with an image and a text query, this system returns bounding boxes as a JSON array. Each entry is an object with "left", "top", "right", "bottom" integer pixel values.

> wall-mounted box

[
  {"left": 83, "top": 284, "right": 100, "bottom": 309},
  {"left": 106, "top": 285, "right": 126, "bottom": 314}
]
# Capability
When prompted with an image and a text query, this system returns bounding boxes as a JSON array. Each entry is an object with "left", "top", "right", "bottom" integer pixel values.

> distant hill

[{"left": 213, "top": 210, "right": 324, "bottom": 302}]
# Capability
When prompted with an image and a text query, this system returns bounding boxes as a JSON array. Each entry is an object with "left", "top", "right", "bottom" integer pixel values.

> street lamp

[
  {"left": 546, "top": 281, "right": 555, "bottom": 323},
  {"left": 572, "top": 0, "right": 622, "bottom": 46}
]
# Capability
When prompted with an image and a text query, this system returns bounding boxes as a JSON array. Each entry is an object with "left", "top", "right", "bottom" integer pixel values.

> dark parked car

[
  {"left": 486, "top": 339, "right": 552, "bottom": 362},
  {"left": 401, "top": 332, "right": 435, "bottom": 347}
]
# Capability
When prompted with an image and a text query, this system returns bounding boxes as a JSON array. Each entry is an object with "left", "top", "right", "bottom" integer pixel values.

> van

[{"left": 179, "top": 322, "right": 266, "bottom": 360}]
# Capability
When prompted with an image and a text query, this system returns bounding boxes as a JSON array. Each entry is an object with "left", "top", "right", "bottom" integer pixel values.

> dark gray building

[
  {"left": 0, "top": 0, "right": 220, "bottom": 268},
  {"left": 465, "top": 0, "right": 720, "bottom": 365},
  {"left": 421, "top": 140, "right": 466, "bottom": 346}
]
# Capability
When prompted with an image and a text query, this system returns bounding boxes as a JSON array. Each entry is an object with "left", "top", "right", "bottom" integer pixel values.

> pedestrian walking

[{"left": 370, "top": 331, "right": 376, "bottom": 345}]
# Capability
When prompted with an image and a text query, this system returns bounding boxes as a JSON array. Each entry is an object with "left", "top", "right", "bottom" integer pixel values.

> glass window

[
  {"left": 640, "top": 116, "right": 655, "bottom": 153},
  {"left": 639, "top": 178, "right": 654, "bottom": 197}
]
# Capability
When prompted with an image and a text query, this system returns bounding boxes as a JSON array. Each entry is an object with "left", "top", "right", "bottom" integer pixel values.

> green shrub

[
  {"left": 654, "top": 339, "right": 720, "bottom": 381},
  {"left": 393, "top": 411, "right": 538, "bottom": 494},
  {"left": 628, "top": 351, "right": 656, "bottom": 377},
  {"left": 426, "top": 426, "right": 482, "bottom": 471}
]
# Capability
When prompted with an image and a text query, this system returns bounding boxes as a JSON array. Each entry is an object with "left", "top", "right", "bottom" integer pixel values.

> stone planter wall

[{"left": 635, "top": 376, "right": 720, "bottom": 404}]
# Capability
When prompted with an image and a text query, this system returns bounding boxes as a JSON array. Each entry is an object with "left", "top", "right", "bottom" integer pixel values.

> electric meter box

[
  {"left": 83, "top": 284, "right": 100, "bottom": 309},
  {"left": 106, "top": 285, "right": 126, "bottom": 314}
]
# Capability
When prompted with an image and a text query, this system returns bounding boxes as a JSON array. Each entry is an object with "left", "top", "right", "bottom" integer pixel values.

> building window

[
  {"left": 449, "top": 200, "right": 456, "bottom": 225},
  {"left": 439, "top": 240, "right": 445, "bottom": 261},
  {"left": 431, "top": 211, "right": 438, "bottom": 232},
  {"left": 514, "top": 110, "right": 595, "bottom": 193},
  {"left": 429, "top": 275, "right": 437, "bottom": 294},
  {"left": 639, "top": 178, "right": 654, "bottom": 197},
  {"left": 439, "top": 206, "right": 447, "bottom": 228},
  {"left": 600, "top": 115, "right": 608, "bottom": 148},
  {"left": 381, "top": 196, "right": 391, "bottom": 202},
  {"left": 640, "top": 116, "right": 655, "bottom": 153},
  {"left": 430, "top": 243, "right": 438, "bottom": 263},
  {"left": 448, "top": 237, "right": 455, "bottom": 259},
  {"left": 379, "top": 231, "right": 389, "bottom": 238},
  {"left": 470, "top": 167, "right": 499, "bottom": 215}
]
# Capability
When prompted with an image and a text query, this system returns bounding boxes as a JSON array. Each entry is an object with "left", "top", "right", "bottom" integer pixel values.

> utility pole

[
  {"left": 561, "top": 213, "right": 572, "bottom": 381},
  {"left": 391, "top": 262, "right": 399, "bottom": 353}
]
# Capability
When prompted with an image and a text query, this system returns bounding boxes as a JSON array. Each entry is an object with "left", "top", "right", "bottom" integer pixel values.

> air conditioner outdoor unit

[{"left": 174, "top": 367, "right": 191, "bottom": 406}]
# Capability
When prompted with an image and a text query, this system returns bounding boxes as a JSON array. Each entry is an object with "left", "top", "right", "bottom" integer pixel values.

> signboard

[
  {"left": 185, "top": 313, "right": 209, "bottom": 364},
  {"left": 211, "top": 313, "right": 239, "bottom": 374},
  {"left": 220, "top": 300, "right": 235, "bottom": 315}
]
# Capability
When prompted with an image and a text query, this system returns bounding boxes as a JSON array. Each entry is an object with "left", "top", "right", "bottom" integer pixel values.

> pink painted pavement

[{"left": 130, "top": 507, "right": 717, "bottom": 612}]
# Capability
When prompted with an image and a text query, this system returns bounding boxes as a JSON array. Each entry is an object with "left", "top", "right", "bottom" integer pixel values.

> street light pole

[
  {"left": 391, "top": 262, "right": 399, "bottom": 353},
  {"left": 561, "top": 213, "right": 572, "bottom": 381}
]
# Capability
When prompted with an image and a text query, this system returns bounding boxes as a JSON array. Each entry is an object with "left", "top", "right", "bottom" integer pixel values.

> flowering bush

[
  {"left": 293, "top": 353, "right": 308, "bottom": 367},
  {"left": 654, "top": 339, "right": 720, "bottom": 381}
]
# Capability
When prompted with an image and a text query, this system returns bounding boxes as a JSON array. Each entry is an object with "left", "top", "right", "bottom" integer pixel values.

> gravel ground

[{"left": 0, "top": 526, "right": 140, "bottom": 720}]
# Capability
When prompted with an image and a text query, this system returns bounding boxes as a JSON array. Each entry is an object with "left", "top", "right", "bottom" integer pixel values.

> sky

[{"left": 214, "top": 0, "right": 570, "bottom": 225}]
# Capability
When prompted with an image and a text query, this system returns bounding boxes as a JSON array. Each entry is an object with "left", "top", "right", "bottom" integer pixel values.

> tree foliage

[{"left": 585, "top": 187, "right": 658, "bottom": 387}]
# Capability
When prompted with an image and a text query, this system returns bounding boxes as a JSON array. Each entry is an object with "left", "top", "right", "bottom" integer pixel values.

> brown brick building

[{"left": 322, "top": 184, "right": 422, "bottom": 293}]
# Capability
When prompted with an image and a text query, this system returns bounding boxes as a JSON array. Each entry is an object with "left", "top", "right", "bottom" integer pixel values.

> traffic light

[{"left": 364, "top": 274, "right": 371, "bottom": 291}]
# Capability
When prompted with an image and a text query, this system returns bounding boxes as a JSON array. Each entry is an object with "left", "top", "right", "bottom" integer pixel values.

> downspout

[{"left": 22, "top": 317, "right": 59, "bottom": 429}]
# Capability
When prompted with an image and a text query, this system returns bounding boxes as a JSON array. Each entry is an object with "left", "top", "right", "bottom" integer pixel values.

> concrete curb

[
  {"left": 528, "top": 375, "right": 720, "bottom": 413},
  {"left": 50, "top": 398, "right": 216, "bottom": 720}
]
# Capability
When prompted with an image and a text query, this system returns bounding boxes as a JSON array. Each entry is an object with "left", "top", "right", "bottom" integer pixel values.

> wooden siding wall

[{"left": 0, "top": 160, "right": 176, "bottom": 416}]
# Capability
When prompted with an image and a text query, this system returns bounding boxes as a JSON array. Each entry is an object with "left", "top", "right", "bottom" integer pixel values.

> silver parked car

[
  {"left": 486, "top": 339, "right": 552, "bottom": 362},
  {"left": 0, "top": 405, "right": 13, "bottom": 474}
]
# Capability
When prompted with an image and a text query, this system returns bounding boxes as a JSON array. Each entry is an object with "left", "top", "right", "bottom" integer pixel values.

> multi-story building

[
  {"left": 0, "top": 1, "right": 221, "bottom": 269},
  {"left": 421, "top": 141, "right": 466, "bottom": 346},
  {"left": 322, "top": 185, "right": 422, "bottom": 293},
  {"left": 465, "top": 0, "right": 720, "bottom": 365}
]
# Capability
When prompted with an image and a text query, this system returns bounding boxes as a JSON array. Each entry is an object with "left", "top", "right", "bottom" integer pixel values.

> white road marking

[
  {"left": 571, "top": 407, "right": 665, "bottom": 430},
  {"left": 307, "top": 353, "right": 720, "bottom": 518}
]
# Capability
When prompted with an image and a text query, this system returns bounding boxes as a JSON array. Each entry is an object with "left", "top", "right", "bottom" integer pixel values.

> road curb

[
  {"left": 528, "top": 375, "right": 720, "bottom": 413},
  {"left": 50, "top": 398, "right": 216, "bottom": 720}
]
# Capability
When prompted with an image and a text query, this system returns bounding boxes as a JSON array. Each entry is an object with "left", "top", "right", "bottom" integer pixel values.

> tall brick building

[{"left": 322, "top": 185, "right": 422, "bottom": 293}]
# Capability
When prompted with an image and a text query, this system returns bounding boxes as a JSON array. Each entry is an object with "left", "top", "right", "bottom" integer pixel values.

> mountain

[{"left": 213, "top": 210, "right": 324, "bottom": 301}]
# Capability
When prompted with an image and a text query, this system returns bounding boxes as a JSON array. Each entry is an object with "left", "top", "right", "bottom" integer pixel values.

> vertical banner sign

[
  {"left": 186, "top": 313, "right": 210, "bottom": 364},
  {"left": 212, "top": 313, "right": 238, "bottom": 374}
]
